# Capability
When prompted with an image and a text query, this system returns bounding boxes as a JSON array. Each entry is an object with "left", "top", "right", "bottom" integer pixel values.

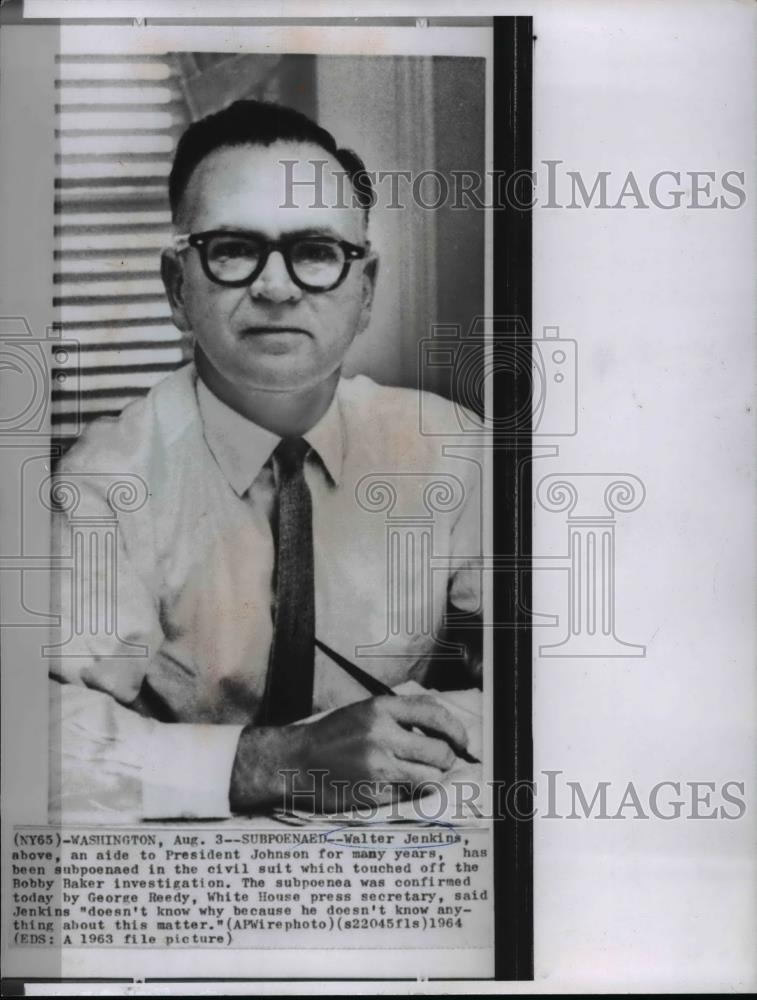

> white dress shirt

[{"left": 49, "top": 362, "right": 483, "bottom": 822}]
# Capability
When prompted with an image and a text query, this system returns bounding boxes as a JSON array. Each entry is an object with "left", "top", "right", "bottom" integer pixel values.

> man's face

[{"left": 163, "top": 141, "right": 376, "bottom": 394}]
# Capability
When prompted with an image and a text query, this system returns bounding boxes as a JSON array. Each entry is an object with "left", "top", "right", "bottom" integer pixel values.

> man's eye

[
  {"left": 210, "top": 239, "right": 258, "bottom": 261},
  {"left": 294, "top": 240, "right": 340, "bottom": 264}
]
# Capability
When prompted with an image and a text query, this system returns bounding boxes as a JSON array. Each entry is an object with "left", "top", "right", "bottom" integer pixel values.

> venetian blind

[{"left": 52, "top": 53, "right": 192, "bottom": 451}]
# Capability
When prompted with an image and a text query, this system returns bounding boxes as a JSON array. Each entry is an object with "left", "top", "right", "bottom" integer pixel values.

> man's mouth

[{"left": 241, "top": 326, "right": 310, "bottom": 337}]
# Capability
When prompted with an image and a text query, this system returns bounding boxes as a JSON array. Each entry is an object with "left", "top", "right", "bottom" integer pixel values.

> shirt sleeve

[
  {"left": 49, "top": 681, "right": 244, "bottom": 823},
  {"left": 447, "top": 457, "right": 483, "bottom": 617},
  {"left": 445, "top": 455, "right": 484, "bottom": 685},
  {"left": 49, "top": 471, "right": 243, "bottom": 822}
]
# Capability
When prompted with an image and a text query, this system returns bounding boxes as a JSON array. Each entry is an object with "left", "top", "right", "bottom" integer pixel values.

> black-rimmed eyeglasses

[{"left": 172, "top": 230, "right": 372, "bottom": 293}]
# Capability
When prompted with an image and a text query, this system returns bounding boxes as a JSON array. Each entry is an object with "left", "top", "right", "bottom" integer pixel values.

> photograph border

[
  {"left": 492, "top": 14, "right": 534, "bottom": 982},
  {"left": 0, "top": 6, "right": 534, "bottom": 988}
]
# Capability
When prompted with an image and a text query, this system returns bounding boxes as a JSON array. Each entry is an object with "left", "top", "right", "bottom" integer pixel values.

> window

[{"left": 53, "top": 53, "right": 192, "bottom": 450}]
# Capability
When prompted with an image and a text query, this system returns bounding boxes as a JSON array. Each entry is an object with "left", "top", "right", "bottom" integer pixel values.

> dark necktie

[{"left": 260, "top": 437, "right": 315, "bottom": 725}]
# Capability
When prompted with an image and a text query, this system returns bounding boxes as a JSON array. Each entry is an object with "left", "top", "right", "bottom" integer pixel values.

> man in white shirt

[{"left": 50, "top": 100, "right": 483, "bottom": 822}]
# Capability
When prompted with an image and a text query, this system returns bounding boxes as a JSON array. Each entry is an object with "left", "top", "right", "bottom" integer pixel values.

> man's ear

[
  {"left": 356, "top": 253, "right": 378, "bottom": 336},
  {"left": 160, "top": 248, "right": 191, "bottom": 333}
]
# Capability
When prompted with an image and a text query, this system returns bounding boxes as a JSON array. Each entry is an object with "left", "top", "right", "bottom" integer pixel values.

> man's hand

[{"left": 229, "top": 694, "right": 471, "bottom": 814}]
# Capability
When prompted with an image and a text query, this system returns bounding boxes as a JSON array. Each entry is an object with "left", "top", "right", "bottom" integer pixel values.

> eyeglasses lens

[
  {"left": 204, "top": 235, "right": 345, "bottom": 288},
  {"left": 290, "top": 240, "right": 344, "bottom": 286},
  {"left": 206, "top": 235, "right": 262, "bottom": 283}
]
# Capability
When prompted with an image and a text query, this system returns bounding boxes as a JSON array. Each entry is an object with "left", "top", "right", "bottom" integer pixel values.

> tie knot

[{"left": 274, "top": 437, "right": 309, "bottom": 478}]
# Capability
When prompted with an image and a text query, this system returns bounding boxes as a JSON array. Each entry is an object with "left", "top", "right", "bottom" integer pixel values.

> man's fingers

[
  {"left": 385, "top": 695, "right": 469, "bottom": 755},
  {"left": 393, "top": 729, "right": 457, "bottom": 771}
]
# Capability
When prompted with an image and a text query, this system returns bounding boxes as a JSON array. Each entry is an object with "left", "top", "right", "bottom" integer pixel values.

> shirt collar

[{"left": 196, "top": 375, "right": 345, "bottom": 497}]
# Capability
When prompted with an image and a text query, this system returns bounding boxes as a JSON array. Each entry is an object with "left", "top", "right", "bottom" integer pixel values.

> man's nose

[{"left": 249, "top": 249, "right": 301, "bottom": 304}]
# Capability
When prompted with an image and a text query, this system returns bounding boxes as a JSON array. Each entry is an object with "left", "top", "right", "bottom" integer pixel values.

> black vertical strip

[{"left": 492, "top": 16, "right": 534, "bottom": 981}]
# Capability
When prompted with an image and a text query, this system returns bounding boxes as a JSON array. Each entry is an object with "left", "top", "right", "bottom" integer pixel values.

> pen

[{"left": 314, "top": 636, "right": 482, "bottom": 765}]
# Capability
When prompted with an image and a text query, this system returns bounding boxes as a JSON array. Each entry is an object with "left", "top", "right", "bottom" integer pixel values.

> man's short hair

[{"left": 168, "top": 98, "right": 374, "bottom": 221}]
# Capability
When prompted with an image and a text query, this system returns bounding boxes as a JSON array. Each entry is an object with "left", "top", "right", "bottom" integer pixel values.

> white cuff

[{"left": 142, "top": 722, "right": 245, "bottom": 820}]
